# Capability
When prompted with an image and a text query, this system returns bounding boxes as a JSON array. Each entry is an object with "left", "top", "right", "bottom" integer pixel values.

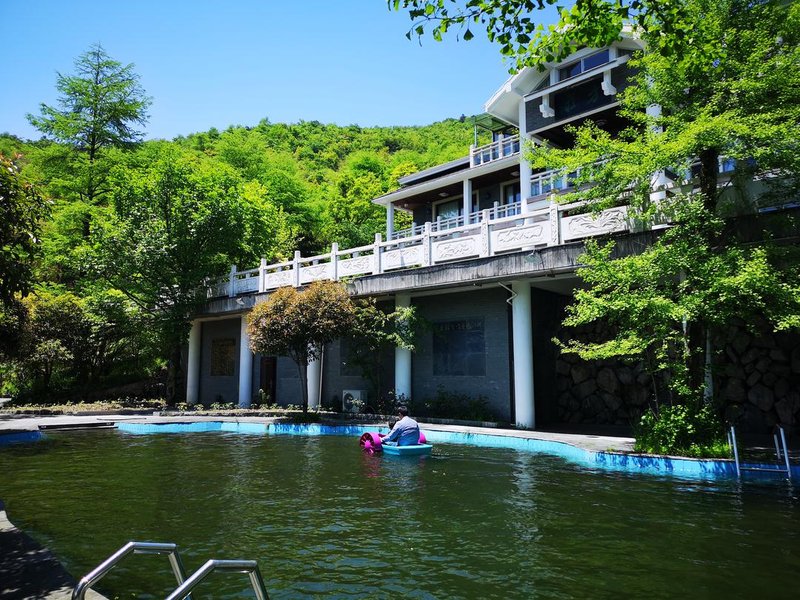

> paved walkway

[
  {"left": 0, "top": 500, "right": 105, "bottom": 600},
  {"left": 0, "top": 412, "right": 637, "bottom": 453}
]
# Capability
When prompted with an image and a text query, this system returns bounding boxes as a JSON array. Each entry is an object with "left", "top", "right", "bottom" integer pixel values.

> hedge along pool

[{"left": 1, "top": 425, "right": 798, "bottom": 599}]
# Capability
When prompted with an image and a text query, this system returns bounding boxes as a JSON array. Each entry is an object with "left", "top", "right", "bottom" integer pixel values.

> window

[
  {"left": 210, "top": 338, "right": 236, "bottom": 376},
  {"left": 502, "top": 182, "right": 521, "bottom": 205},
  {"left": 433, "top": 319, "right": 485, "bottom": 376},
  {"left": 434, "top": 198, "right": 461, "bottom": 222},
  {"left": 559, "top": 50, "right": 610, "bottom": 82},
  {"left": 339, "top": 337, "right": 362, "bottom": 377}
]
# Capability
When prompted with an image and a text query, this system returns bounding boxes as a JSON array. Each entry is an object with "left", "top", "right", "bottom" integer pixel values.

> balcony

[
  {"left": 208, "top": 196, "right": 634, "bottom": 300},
  {"left": 470, "top": 134, "right": 520, "bottom": 167}
]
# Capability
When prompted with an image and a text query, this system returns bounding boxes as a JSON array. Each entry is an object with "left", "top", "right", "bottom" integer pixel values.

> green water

[{"left": 1, "top": 430, "right": 799, "bottom": 599}]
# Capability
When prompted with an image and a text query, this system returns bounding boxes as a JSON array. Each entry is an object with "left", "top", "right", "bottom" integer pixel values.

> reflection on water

[{"left": 1, "top": 430, "right": 798, "bottom": 599}]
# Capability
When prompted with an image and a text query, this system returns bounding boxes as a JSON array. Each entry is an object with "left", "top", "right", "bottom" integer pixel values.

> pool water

[{"left": 1, "top": 429, "right": 798, "bottom": 599}]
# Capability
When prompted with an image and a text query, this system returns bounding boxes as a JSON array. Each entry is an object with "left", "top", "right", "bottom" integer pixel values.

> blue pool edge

[{"left": 113, "top": 421, "right": 800, "bottom": 481}]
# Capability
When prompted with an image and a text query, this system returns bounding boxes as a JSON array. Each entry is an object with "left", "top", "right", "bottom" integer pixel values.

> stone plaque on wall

[{"left": 210, "top": 338, "right": 236, "bottom": 376}]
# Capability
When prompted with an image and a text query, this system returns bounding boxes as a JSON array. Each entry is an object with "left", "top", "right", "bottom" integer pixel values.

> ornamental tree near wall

[{"left": 247, "top": 281, "right": 357, "bottom": 414}]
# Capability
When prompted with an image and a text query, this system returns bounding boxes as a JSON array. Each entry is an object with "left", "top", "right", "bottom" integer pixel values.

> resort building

[{"left": 189, "top": 39, "right": 799, "bottom": 432}]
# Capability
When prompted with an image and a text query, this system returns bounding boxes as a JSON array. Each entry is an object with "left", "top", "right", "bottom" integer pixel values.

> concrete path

[
  {"left": 0, "top": 412, "right": 636, "bottom": 453},
  {"left": 0, "top": 500, "right": 105, "bottom": 600}
]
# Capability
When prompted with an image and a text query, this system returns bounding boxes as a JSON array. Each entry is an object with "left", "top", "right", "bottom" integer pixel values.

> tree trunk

[
  {"left": 166, "top": 344, "right": 184, "bottom": 407},
  {"left": 297, "top": 361, "right": 309, "bottom": 414}
]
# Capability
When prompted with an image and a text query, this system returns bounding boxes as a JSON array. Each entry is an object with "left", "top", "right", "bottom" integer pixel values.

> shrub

[
  {"left": 634, "top": 404, "right": 730, "bottom": 458},
  {"left": 415, "top": 387, "right": 496, "bottom": 422}
]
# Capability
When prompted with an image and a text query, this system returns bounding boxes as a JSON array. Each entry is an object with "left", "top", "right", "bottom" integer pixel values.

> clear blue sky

[{"left": 0, "top": 1, "right": 557, "bottom": 141}]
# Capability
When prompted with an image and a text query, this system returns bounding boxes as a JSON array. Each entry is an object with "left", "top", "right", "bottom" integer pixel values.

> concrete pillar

[
  {"left": 386, "top": 203, "right": 395, "bottom": 240},
  {"left": 186, "top": 320, "right": 201, "bottom": 405},
  {"left": 238, "top": 316, "right": 253, "bottom": 407},
  {"left": 518, "top": 99, "right": 532, "bottom": 212},
  {"left": 394, "top": 293, "right": 412, "bottom": 401},
  {"left": 511, "top": 280, "right": 535, "bottom": 428},
  {"left": 462, "top": 179, "right": 472, "bottom": 221},
  {"left": 307, "top": 353, "right": 321, "bottom": 409}
]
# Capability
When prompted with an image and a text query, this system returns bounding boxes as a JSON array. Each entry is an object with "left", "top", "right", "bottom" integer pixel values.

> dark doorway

[{"left": 260, "top": 357, "right": 277, "bottom": 404}]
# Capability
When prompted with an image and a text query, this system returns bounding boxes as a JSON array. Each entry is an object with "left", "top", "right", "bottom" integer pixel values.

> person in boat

[{"left": 380, "top": 406, "right": 420, "bottom": 446}]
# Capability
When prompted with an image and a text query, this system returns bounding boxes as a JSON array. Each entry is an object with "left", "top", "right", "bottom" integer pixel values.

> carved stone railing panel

[
  {"left": 432, "top": 235, "right": 480, "bottom": 262},
  {"left": 300, "top": 263, "right": 332, "bottom": 284},
  {"left": 264, "top": 269, "right": 293, "bottom": 289},
  {"left": 561, "top": 206, "right": 628, "bottom": 241},
  {"left": 492, "top": 222, "right": 550, "bottom": 251},
  {"left": 338, "top": 255, "right": 374, "bottom": 277},
  {"left": 383, "top": 246, "right": 423, "bottom": 271}
]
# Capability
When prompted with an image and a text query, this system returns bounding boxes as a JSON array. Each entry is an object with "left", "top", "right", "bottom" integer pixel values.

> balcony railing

[
  {"left": 208, "top": 197, "right": 635, "bottom": 299},
  {"left": 470, "top": 134, "right": 520, "bottom": 167}
]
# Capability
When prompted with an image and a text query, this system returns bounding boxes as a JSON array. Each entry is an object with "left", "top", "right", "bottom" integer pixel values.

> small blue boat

[{"left": 381, "top": 443, "right": 433, "bottom": 456}]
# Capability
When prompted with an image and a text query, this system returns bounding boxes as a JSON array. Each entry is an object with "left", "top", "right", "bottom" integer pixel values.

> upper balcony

[{"left": 470, "top": 134, "right": 521, "bottom": 167}]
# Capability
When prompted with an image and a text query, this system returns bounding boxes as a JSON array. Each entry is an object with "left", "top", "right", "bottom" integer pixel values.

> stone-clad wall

[
  {"left": 714, "top": 324, "right": 800, "bottom": 433},
  {"left": 553, "top": 312, "right": 800, "bottom": 433}
]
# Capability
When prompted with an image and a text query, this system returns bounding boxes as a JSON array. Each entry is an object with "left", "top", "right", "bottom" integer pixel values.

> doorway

[{"left": 259, "top": 356, "right": 277, "bottom": 405}]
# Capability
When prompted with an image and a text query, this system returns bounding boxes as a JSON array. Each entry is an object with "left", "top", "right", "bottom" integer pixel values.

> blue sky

[{"left": 0, "top": 1, "right": 557, "bottom": 141}]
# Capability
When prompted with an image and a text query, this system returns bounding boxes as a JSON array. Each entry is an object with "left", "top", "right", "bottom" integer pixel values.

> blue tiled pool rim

[{"left": 113, "top": 421, "right": 800, "bottom": 481}]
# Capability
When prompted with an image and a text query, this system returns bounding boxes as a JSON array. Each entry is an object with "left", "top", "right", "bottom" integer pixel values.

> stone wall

[
  {"left": 553, "top": 312, "right": 800, "bottom": 433},
  {"left": 714, "top": 323, "right": 800, "bottom": 433}
]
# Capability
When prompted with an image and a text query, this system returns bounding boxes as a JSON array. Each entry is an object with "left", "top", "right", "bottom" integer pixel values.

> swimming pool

[{"left": 1, "top": 426, "right": 798, "bottom": 598}]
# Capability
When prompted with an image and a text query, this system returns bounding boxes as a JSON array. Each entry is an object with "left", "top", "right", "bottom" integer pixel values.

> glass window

[
  {"left": 583, "top": 49, "right": 609, "bottom": 71},
  {"left": 503, "top": 182, "right": 521, "bottom": 205},
  {"left": 559, "top": 61, "right": 582, "bottom": 81},
  {"left": 433, "top": 319, "right": 485, "bottom": 376},
  {"left": 435, "top": 199, "right": 461, "bottom": 222},
  {"left": 559, "top": 50, "right": 610, "bottom": 81},
  {"left": 210, "top": 338, "right": 236, "bottom": 376}
]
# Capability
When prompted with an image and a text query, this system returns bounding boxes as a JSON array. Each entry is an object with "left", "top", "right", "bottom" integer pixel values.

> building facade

[{"left": 188, "top": 39, "right": 800, "bottom": 432}]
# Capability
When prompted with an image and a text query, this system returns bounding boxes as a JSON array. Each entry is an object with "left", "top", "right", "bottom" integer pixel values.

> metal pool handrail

[
  {"left": 165, "top": 559, "right": 270, "bottom": 600},
  {"left": 72, "top": 541, "right": 189, "bottom": 600}
]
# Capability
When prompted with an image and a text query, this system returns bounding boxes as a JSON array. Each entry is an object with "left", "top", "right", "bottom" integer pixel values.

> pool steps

[{"left": 72, "top": 540, "right": 269, "bottom": 600}]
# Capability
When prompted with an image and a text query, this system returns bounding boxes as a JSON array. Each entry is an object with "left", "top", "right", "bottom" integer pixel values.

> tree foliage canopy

[
  {"left": 27, "top": 44, "right": 151, "bottom": 158},
  {"left": 247, "top": 281, "right": 358, "bottom": 413},
  {"left": 0, "top": 154, "right": 50, "bottom": 307},
  {"left": 392, "top": 0, "right": 698, "bottom": 71}
]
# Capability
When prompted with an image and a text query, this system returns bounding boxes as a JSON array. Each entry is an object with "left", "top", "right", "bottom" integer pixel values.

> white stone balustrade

[{"left": 207, "top": 199, "right": 639, "bottom": 299}]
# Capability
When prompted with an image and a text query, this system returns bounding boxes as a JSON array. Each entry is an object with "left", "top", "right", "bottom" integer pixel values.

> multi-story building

[{"left": 190, "top": 37, "right": 799, "bottom": 432}]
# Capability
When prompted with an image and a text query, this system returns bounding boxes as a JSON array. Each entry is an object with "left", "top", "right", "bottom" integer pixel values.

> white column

[
  {"left": 511, "top": 280, "right": 535, "bottom": 428},
  {"left": 462, "top": 179, "right": 472, "bottom": 221},
  {"left": 518, "top": 99, "right": 532, "bottom": 213},
  {"left": 306, "top": 354, "right": 322, "bottom": 410},
  {"left": 386, "top": 203, "right": 395, "bottom": 240},
  {"left": 186, "top": 320, "right": 201, "bottom": 405},
  {"left": 394, "top": 293, "right": 412, "bottom": 401},
  {"left": 238, "top": 316, "right": 253, "bottom": 407}
]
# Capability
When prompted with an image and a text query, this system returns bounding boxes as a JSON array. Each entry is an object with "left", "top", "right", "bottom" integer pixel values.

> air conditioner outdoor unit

[{"left": 342, "top": 389, "right": 367, "bottom": 413}]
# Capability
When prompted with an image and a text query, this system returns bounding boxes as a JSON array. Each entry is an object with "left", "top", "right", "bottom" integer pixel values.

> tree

[
  {"left": 98, "top": 145, "right": 251, "bottom": 405},
  {"left": 536, "top": 0, "right": 800, "bottom": 405},
  {"left": 392, "top": 0, "right": 697, "bottom": 71},
  {"left": 342, "top": 298, "right": 420, "bottom": 411},
  {"left": 27, "top": 44, "right": 151, "bottom": 231},
  {"left": 247, "top": 281, "right": 357, "bottom": 414},
  {"left": 0, "top": 154, "right": 50, "bottom": 307}
]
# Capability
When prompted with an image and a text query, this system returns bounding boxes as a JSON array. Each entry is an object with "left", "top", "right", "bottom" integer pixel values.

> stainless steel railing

[
  {"left": 165, "top": 559, "right": 270, "bottom": 600},
  {"left": 72, "top": 541, "right": 189, "bottom": 600},
  {"left": 73, "top": 541, "right": 270, "bottom": 600}
]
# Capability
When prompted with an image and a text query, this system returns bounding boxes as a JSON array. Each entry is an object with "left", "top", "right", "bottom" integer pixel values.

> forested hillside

[{"left": 0, "top": 46, "right": 478, "bottom": 403}]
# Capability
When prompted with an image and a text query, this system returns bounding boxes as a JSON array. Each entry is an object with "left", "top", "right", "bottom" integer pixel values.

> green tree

[
  {"left": 247, "top": 281, "right": 357, "bottom": 414},
  {"left": 392, "top": 0, "right": 696, "bottom": 71},
  {"left": 98, "top": 145, "right": 250, "bottom": 404},
  {"left": 343, "top": 299, "right": 420, "bottom": 410},
  {"left": 537, "top": 0, "right": 800, "bottom": 405},
  {"left": 27, "top": 44, "right": 150, "bottom": 232},
  {"left": 0, "top": 154, "right": 50, "bottom": 306}
]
